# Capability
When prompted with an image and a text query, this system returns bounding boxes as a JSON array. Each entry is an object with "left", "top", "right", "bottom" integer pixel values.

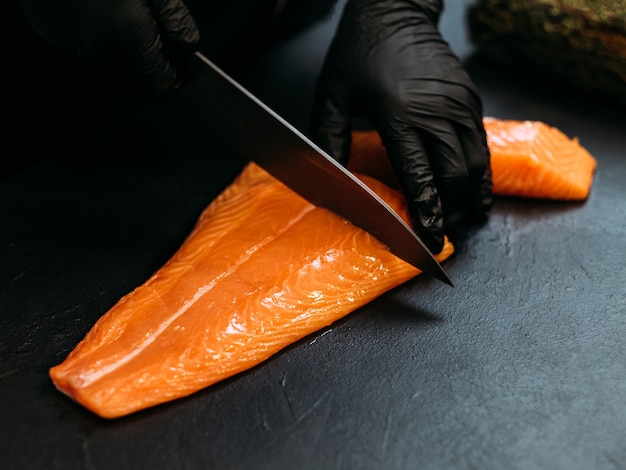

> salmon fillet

[
  {"left": 348, "top": 118, "right": 598, "bottom": 201},
  {"left": 485, "top": 117, "right": 597, "bottom": 200},
  {"left": 50, "top": 163, "right": 454, "bottom": 419}
]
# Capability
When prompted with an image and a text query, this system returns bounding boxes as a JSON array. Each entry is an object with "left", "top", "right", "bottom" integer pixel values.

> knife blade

[{"left": 181, "top": 51, "right": 452, "bottom": 286}]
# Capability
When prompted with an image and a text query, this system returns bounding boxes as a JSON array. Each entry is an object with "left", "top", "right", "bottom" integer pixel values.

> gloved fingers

[
  {"left": 382, "top": 129, "right": 444, "bottom": 253},
  {"left": 311, "top": 84, "right": 353, "bottom": 165},
  {"left": 427, "top": 77, "right": 493, "bottom": 221},
  {"left": 432, "top": 79, "right": 485, "bottom": 134},
  {"left": 151, "top": 0, "right": 200, "bottom": 48},
  {"left": 420, "top": 122, "right": 471, "bottom": 229},
  {"left": 456, "top": 122, "right": 493, "bottom": 220},
  {"left": 420, "top": 118, "right": 467, "bottom": 179},
  {"left": 118, "top": 1, "right": 180, "bottom": 92}
]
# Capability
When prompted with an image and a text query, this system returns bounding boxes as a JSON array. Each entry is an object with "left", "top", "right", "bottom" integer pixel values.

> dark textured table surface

[{"left": 2, "top": 2, "right": 625, "bottom": 469}]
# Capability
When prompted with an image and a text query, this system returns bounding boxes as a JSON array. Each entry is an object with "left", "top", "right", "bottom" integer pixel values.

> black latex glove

[
  {"left": 312, "top": 0, "right": 492, "bottom": 253},
  {"left": 17, "top": 0, "right": 200, "bottom": 93}
]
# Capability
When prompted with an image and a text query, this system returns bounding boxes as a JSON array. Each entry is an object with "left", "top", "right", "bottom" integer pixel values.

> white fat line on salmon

[{"left": 76, "top": 204, "right": 316, "bottom": 387}]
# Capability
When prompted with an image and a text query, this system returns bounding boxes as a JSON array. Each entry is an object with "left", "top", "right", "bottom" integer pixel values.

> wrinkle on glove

[{"left": 312, "top": 0, "right": 492, "bottom": 253}]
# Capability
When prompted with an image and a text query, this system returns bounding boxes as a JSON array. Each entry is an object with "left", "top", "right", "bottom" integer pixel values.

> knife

[{"left": 181, "top": 51, "right": 452, "bottom": 286}]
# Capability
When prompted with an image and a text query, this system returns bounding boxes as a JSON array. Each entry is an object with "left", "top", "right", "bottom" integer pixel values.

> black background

[{"left": 2, "top": 1, "right": 625, "bottom": 468}]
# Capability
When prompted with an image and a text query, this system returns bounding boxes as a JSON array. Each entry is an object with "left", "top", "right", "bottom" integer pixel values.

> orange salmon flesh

[
  {"left": 484, "top": 117, "right": 597, "bottom": 200},
  {"left": 50, "top": 165, "right": 453, "bottom": 418},
  {"left": 349, "top": 118, "right": 597, "bottom": 201},
  {"left": 50, "top": 117, "right": 596, "bottom": 418}
]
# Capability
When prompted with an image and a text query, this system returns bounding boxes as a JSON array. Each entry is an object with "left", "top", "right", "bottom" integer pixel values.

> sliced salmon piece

[
  {"left": 484, "top": 117, "right": 597, "bottom": 200},
  {"left": 50, "top": 163, "right": 454, "bottom": 419},
  {"left": 348, "top": 118, "right": 598, "bottom": 201}
]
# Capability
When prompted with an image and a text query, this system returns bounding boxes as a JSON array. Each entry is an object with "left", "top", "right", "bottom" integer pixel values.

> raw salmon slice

[
  {"left": 348, "top": 118, "right": 598, "bottom": 201},
  {"left": 484, "top": 117, "right": 597, "bottom": 200},
  {"left": 50, "top": 163, "right": 454, "bottom": 419}
]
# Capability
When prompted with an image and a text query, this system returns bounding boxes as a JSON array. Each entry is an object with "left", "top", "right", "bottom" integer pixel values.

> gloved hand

[
  {"left": 17, "top": 0, "right": 200, "bottom": 93},
  {"left": 311, "top": 0, "right": 492, "bottom": 253}
]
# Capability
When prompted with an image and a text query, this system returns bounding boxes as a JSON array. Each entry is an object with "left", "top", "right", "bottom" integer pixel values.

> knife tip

[
  {"left": 434, "top": 272, "right": 454, "bottom": 287},
  {"left": 431, "top": 263, "right": 453, "bottom": 287}
]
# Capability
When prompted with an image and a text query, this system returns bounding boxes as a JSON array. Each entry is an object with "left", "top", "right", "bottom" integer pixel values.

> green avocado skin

[{"left": 467, "top": 0, "right": 626, "bottom": 104}]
